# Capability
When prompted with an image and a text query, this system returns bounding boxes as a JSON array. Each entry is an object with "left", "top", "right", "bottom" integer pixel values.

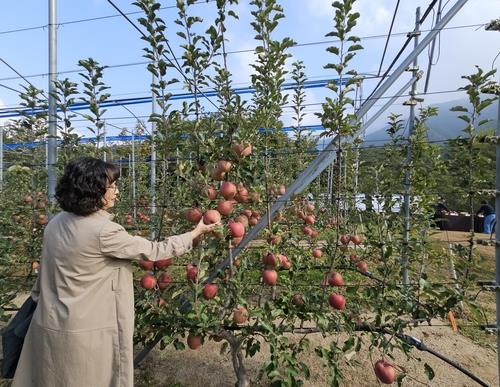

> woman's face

[{"left": 102, "top": 180, "right": 119, "bottom": 210}]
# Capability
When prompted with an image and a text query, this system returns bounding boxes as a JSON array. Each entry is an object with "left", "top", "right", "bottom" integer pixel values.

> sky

[{"left": 0, "top": 0, "right": 499, "bottom": 139}]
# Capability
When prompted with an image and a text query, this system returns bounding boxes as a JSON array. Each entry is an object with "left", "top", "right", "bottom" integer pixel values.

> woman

[{"left": 13, "top": 157, "right": 218, "bottom": 387}]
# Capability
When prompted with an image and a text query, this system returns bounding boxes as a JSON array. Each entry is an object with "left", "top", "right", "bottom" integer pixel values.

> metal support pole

[
  {"left": 47, "top": 0, "right": 57, "bottom": 207},
  {"left": 150, "top": 73, "right": 157, "bottom": 239},
  {"left": 424, "top": 0, "right": 443, "bottom": 93},
  {"left": 0, "top": 125, "right": 3, "bottom": 191},
  {"left": 103, "top": 121, "right": 107, "bottom": 162},
  {"left": 495, "top": 69, "right": 500, "bottom": 387},
  {"left": 402, "top": 7, "right": 421, "bottom": 285},
  {"left": 131, "top": 132, "right": 137, "bottom": 221}
]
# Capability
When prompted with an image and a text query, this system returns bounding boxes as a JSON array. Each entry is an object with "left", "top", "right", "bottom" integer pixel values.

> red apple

[
  {"left": 185, "top": 208, "right": 203, "bottom": 224},
  {"left": 220, "top": 181, "right": 237, "bottom": 200},
  {"left": 211, "top": 167, "right": 225, "bottom": 181},
  {"left": 262, "top": 252, "right": 278, "bottom": 268},
  {"left": 351, "top": 235, "right": 363, "bottom": 245},
  {"left": 38, "top": 215, "right": 48, "bottom": 225},
  {"left": 24, "top": 195, "right": 33, "bottom": 204},
  {"left": 229, "top": 221, "right": 245, "bottom": 238},
  {"left": 158, "top": 273, "right": 172, "bottom": 290},
  {"left": 203, "top": 185, "right": 218, "bottom": 200},
  {"left": 154, "top": 258, "right": 172, "bottom": 270},
  {"left": 139, "top": 259, "right": 154, "bottom": 270},
  {"left": 303, "top": 226, "right": 313, "bottom": 236},
  {"left": 312, "top": 249, "right": 322, "bottom": 258},
  {"left": 140, "top": 273, "right": 157, "bottom": 289},
  {"left": 232, "top": 142, "right": 252, "bottom": 157},
  {"left": 231, "top": 237, "right": 243, "bottom": 247},
  {"left": 374, "top": 360, "right": 396, "bottom": 384},
  {"left": 187, "top": 334, "right": 203, "bottom": 350},
  {"left": 234, "top": 214, "right": 249, "bottom": 228},
  {"left": 217, "top": 200, "right": 234, "bottom": 216},
  {"left": 217, "top": 159, "right": 232, "bottom": 173},
  {"left": 278, "top": 185, "right": 286, "bottom": 195},
  {"left": 356, "top": 261, "right": 368, "bottom": 273},
  {"left": 249, "top": 217, "right": 258, "bottom": 226},
  {"left": 339, "top": 234, "right": 351, "bottom": 245},
  {"left": 292, "top": 293, "right": 304, "bottom": 306},
  {"left": 235, "top": 184, "right": 249, "bottom": 203},
  {"left": 157, "top": 297, "right": 166, "bottom": 306},
  {"left": 328, "top": 272, "right": 344, "bottom": 286},
  {"left": 280, "top": 257, "right": 292, "bottom": 270},
  {"left": 267, "top": 235, "right": 281, "bottom": 245},
  {"left": 328, "top": 293, "right": 346, "bottom": 310},
  {"left": 262, "top": 269, "right": 278, "bottom": 285},
  {"left": 186, "top": 264, "right": 198, "bottom": 282},
  {"left": 241, "top": 144, "right": 252, "bottom": 157},
  {"left": 304, "top": 215, "right": 315, "bottom": 225},
  {"left": 233, "top": 306, "right": 248, "bottom": 324},
  {"left": 203, "top": 210, "right": 221, "bottom": 224},
  {"left": 203, "top": 283, "right": 218, "bottom": 300}
]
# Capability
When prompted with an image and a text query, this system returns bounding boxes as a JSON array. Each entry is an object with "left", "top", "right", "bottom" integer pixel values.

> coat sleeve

[{"left": 99, "top": 221, "right": 193, "bottom": 261}]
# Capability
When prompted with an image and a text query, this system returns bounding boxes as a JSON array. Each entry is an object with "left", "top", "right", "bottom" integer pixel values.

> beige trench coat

[{"left": 12, "top": 210, "right": 193, "bottom": 387}]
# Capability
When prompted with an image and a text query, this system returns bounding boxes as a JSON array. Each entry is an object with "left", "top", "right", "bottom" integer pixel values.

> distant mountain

[{"left": 364, "top": 98, "right": 499, "bottom": 144}]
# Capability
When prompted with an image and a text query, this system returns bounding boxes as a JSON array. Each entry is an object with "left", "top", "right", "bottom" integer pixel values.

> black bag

[{"left": 1, "top": 296, "right": 37, "bottom": 379}]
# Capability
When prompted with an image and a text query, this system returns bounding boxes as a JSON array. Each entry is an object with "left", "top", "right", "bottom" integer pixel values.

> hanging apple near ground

[
  {"left": 158, "top": 273, "right": 172, "bottom": 290},
  {"left": 139, "top": 259, "right": 154, "bottom": 271},
  {"left": 186, "top": 264, "right": 198, "bottom": 283},
  {"left": 187, "top": 334, "right": 203, "bottom": 350},
  {"left": 262, "top": 269, "right": 278, "bottom": 285},
  {"left": 140, "top": 273, "right": 157, "bottom": 290},
  {"left": 155, "top": 258, "right": 172, "bottom": 270},
  {"left": 233, "top": 306, "right": 249, "bottom": 324},
  {"left": 203, "top": 283, "right": 218, "bottom": 300},
  {"left": 328, "top": 293, "right": 346, "bottom": 310},
  {"left": 356, "top": 261, "right": 369, "bottom": 273},
  {"left": 328, "top": 272, "right": 344, "bottom": 286},
  {"left": 374, "top": 359, "right": 396, "bottom": 384}
]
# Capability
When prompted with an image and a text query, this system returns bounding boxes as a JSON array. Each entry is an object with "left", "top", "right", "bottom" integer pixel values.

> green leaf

[{"left": 424, "top": 363, "right": 435, "bottom": 380}]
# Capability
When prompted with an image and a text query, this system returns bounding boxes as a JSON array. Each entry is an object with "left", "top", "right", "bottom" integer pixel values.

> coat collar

[{"left": 93, "top": 209, "right": 115, "bottom": 220}]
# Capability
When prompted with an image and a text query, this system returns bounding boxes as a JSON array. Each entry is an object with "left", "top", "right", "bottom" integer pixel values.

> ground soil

[{"left": 134, "top": 321, "right": 498, "bottom": 387}]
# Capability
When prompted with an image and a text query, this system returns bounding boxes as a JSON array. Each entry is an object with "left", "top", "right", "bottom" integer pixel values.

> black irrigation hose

[{"left": 397, "top": 334, "right": 489, "bottom": 387}]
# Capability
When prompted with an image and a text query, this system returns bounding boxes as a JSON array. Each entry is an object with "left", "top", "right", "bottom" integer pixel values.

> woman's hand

[{"left": 191, "top": 218, "right": 221, "bottom": 240}]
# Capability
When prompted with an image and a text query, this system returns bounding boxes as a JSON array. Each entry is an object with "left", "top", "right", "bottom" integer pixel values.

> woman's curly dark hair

[{"left": 56, "top": 157, "right": 120, "bottom": 216}]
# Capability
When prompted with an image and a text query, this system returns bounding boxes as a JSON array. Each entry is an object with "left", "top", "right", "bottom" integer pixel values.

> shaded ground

[{"left": 134, "top": 323, "right": 497, "bottom": 387}]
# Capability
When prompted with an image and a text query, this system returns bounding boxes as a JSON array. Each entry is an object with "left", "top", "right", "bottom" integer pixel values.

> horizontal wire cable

[{"left": 0, "top": 23, "right": 486, "bottom": 83}]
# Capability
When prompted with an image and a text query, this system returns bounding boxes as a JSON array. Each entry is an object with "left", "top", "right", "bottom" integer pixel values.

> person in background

[
  {"left": 12, "top": 157, "right": 219, "bottom": 387},
  {"left": 433, "top": 196, "right": 451, "bottom": 230},
  {"left": 476, "top": 200, "right": 496, "bottom": 234}
]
